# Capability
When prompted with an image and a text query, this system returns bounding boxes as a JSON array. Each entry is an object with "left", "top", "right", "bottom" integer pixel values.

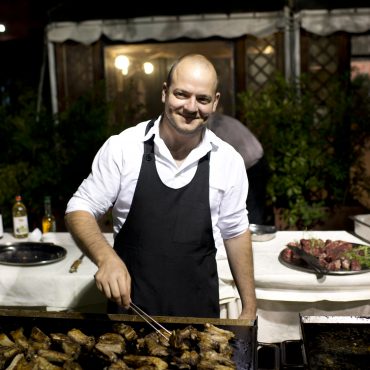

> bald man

[{"left": 65, "top": 54, "right": 256, "bottom": 319}]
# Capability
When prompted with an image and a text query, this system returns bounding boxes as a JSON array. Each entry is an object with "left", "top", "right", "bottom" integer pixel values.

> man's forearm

[
  {"left": 224, "top": 230, "right": 257, "bottom": 318},
  {"left": 65, "top": 210, "right": 116, "bottom": 267}
]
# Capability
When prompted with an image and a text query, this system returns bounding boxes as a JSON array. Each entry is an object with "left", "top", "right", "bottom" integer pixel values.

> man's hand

[
  {"left": 94, "top": 254, "right": 131, "bottom": 309},
  {"left": 65, "top": 210, "right": 132, "bottom": 308}
]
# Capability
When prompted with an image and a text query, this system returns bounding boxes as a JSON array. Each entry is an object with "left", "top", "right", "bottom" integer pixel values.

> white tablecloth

[
  {"left": 0, "top": 232, "right": 109, "bottom": 312},
  {"left": 0, "top": 232, "right": 240, "bottom": 313},
  {"left": 254, "top": 230, "right": 370, "bottom": 301},
  {"left": 1, "top": 230, "right": 369, "bottom": 343},
  {"left": 253, "top": 230, "right": 370, "bottom": 342}
]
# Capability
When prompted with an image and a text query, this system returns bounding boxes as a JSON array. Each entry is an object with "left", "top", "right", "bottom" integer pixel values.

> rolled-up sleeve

[
  {"left": 210, "top": 140, "right": 249, "bottom": 240},
  {"left": 65, "top": 135, "right": 123, "bottom": 219}
]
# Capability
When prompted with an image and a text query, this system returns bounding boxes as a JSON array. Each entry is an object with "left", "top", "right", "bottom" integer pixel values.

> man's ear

[
  {"left": 212, "top": 92, "right": 221, "bottom": 112},
  {"left": 161, "top": 82, "right": 168, "bottom": 103}
]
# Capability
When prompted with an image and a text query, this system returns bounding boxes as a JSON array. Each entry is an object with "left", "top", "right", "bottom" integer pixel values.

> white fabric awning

[
  {"left": 46, "top": 12, "right": 285, "bottom": 45},
  {"left": 46, "top": 8, "right": 370, "bottom": 46},
  {"left": 298, "top": 8, "right": 370, "bottom": 36}
]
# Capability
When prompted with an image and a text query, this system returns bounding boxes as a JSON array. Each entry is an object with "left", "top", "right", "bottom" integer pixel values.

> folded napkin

[{"left": 28, "top": 228, "right": 42, "bottom": 242}]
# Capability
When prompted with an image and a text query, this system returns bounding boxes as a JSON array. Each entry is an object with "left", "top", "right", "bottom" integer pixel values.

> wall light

[
  {"left": 0, "top": 24, "right": 6, "bottom": 33},
  {"left": 143, "top": 62, "right": 154, "bottom": 75},
  {"left": 114, "top": 55, "right": 130, "bottom": 75}
]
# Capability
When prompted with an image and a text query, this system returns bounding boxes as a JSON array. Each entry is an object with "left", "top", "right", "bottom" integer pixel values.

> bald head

[{"left": 166, "top": 54, "right": 219, "bottom": 94}]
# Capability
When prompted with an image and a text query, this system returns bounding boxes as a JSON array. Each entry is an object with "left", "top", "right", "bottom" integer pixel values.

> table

[
  {"left": 0, "top": 232, "right": 107, "bottom": 312},
  {"left": 0, "top": 232, "right": 239, "bottom": 314},
  {"left": 252, "top": 230, "right": 370, "bottom": 343},
  {"left": 0, "top": 230, "right": 369, "bottom": 343}
]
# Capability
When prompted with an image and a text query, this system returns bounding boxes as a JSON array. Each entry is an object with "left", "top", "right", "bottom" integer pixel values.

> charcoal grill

[
  {"left": 300, "top": 315, "right": 370, "bottom": 370},
  {"left": 0, "top": 308, "right": 257, "bottom": 370}
]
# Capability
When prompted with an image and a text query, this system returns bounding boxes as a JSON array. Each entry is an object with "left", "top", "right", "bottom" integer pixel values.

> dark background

[{"left": 1, "top": 0, "right": 369, "bottom": 95}]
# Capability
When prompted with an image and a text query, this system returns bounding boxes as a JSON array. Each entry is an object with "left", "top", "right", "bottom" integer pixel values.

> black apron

[{"left": 109, "top": 120, "right": 219, "bottom": 317}]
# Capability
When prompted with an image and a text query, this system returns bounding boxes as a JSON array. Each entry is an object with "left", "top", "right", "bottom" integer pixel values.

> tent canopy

[{"left": 46, "top": 7, "right": 370, "bottom": 45}]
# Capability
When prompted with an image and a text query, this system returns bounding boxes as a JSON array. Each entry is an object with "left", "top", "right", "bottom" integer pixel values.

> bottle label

[
  {"left": 0, "top": 214, "right": 3, "bottom": 238},
  {"left": 13, "top": 216, "right": 29, "bottom": 236}
]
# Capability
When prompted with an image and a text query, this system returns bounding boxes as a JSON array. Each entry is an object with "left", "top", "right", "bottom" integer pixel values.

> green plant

[
  {"left": 238, "top": 73, "right": 370, "bottom": 229},
  {"left": 0, "top": 78, "right": 151, "bottom": 231},
  {"left": 0, "top": 87, "right": 61, "bottom": 229}
]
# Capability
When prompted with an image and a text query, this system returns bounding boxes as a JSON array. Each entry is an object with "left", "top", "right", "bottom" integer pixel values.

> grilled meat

[
  {"left": 0, "top": 345, "right": 22, "bottom": 369},
  {"left": 37, "top": 348, "right": 73, "bottom": 363},
  {"left": 105, "top": 359, "right": 131, "bottom": 369},
  {"left": 33, "top": 355, "right": 64, "bottom": 369},
  {"left": 0, "top": 334, "right": 15, "bottom": 347},
  {"left": 171, "top": 350, "right": 200, "bottom": 368},
  {"left": 112, "top": 323, "right": 138, "bottom": 342},
  {"left": 3, "top": 353, "right": 24, "bottom": 370},
  {"left": 284, "top": 238, "right": 370, "bottom": 272},
  {"left": 0, "top": 321, "right": 239, "bottom": 369},
  {"left": 50, "top": 333, "right": 81, "bottom": 359},
  {"left": 123, "top": 354, "right": 168, "bottom": 369},
  {"left": 30, "top": 327, "right": 51, "bottom": 346},
  {"left": 67, "top": 329, "right": 95, "bottom": 351},
  {"left": 95, "top": 332, "right": 125, "bottom": 362},
  {"left": 142, "top": 332, "right": 169, "bottom": 357},
  {"left": 9, "top": 328, "right": 30, "bottom": 352}
]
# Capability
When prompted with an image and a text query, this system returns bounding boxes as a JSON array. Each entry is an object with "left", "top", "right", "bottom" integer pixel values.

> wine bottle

[
  {"left": 12, "top": 195, "right": 29, "bottom": 238},
  {"left": 42, "top": 196, "right": 56, "bottom": 233}
]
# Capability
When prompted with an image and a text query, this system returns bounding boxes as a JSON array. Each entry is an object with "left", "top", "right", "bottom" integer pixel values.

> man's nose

[{"left": 184, "top": 96, "right": 198, "bottom": 112}]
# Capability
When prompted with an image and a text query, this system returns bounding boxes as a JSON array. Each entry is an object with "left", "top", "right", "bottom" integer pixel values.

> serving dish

[
  {"left": 0, "top": 242, "right": 67, "bottom": 266},
  {"left": 249, "top": 224, "right": 276, "bottom": 242},
  {"left": 279, "top": 242, "right": 370, "bottom": 275}
]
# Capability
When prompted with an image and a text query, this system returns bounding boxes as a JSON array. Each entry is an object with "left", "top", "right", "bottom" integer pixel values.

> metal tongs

[
  {"left": 129, "top": 302, "right": 171, "bottom": 341},
  {"left": 287, "top": 245, "right": 328, "bottom": 279}
]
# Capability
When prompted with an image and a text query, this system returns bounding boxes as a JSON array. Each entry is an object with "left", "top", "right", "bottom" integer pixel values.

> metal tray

[
  {"left": 0, "top": 242, "right": 67, "bottom": 266},
  {"left": 278, "top": 243, "right": 370, "bottom": 275},
  {"left": 300, "top": 315, "right": 370, "bottom": 370},
  {"left": 350, "top": 214, "right": 370, "bottom": 243}
]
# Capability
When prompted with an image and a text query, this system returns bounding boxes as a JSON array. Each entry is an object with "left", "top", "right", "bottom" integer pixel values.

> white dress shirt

[{"left": 66, "top": 116, "right": 249, "bottom": 257}]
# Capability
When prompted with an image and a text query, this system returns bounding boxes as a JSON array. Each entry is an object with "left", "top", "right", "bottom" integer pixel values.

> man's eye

[
  {"left": 198, "top": 97, "right": 211, "bottom": 104},
  {"left": 174, "top": 91, "right": 187, "bottom": 98}
]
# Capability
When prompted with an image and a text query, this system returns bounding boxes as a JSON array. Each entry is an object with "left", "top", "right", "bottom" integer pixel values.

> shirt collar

[
  {"left": 142, "top": 115, "right": 219, "bottom": 153},
  {"left": 142, "top": 116, "right": 161, "bottom": 142}
]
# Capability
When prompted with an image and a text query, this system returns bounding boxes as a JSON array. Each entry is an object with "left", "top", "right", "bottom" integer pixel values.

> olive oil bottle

[
  {"left": 42, "top": 196, "right": 56, "bottom": 233},
  {"left": 12, "top": 195, "right": 29, "bottom": 238}
]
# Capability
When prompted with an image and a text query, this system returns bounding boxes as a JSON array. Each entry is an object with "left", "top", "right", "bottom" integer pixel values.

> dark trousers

[{"left": 246, "top": 155, "right": 271, "bottom": 225}]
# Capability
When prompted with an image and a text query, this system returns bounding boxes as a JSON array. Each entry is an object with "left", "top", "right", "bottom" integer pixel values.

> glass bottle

[
  {"left": 42, "top": 196, "right": 56, "bottom": 233},
  {"left": 12, "top": 195, "right": 29, "bottom": 238}
]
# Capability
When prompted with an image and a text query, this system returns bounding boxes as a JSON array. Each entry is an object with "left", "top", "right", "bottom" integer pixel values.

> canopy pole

[{"left": 47, "top": 40, "right": 59, "bottom": 120}]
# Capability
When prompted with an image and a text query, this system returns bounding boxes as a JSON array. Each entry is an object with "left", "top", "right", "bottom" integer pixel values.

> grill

[
  {"left": 300, "top": 315, "right": 370, "bottom": 370},
  {"left": 0, "top": 308, "right": 257, "bottom": 370}
]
